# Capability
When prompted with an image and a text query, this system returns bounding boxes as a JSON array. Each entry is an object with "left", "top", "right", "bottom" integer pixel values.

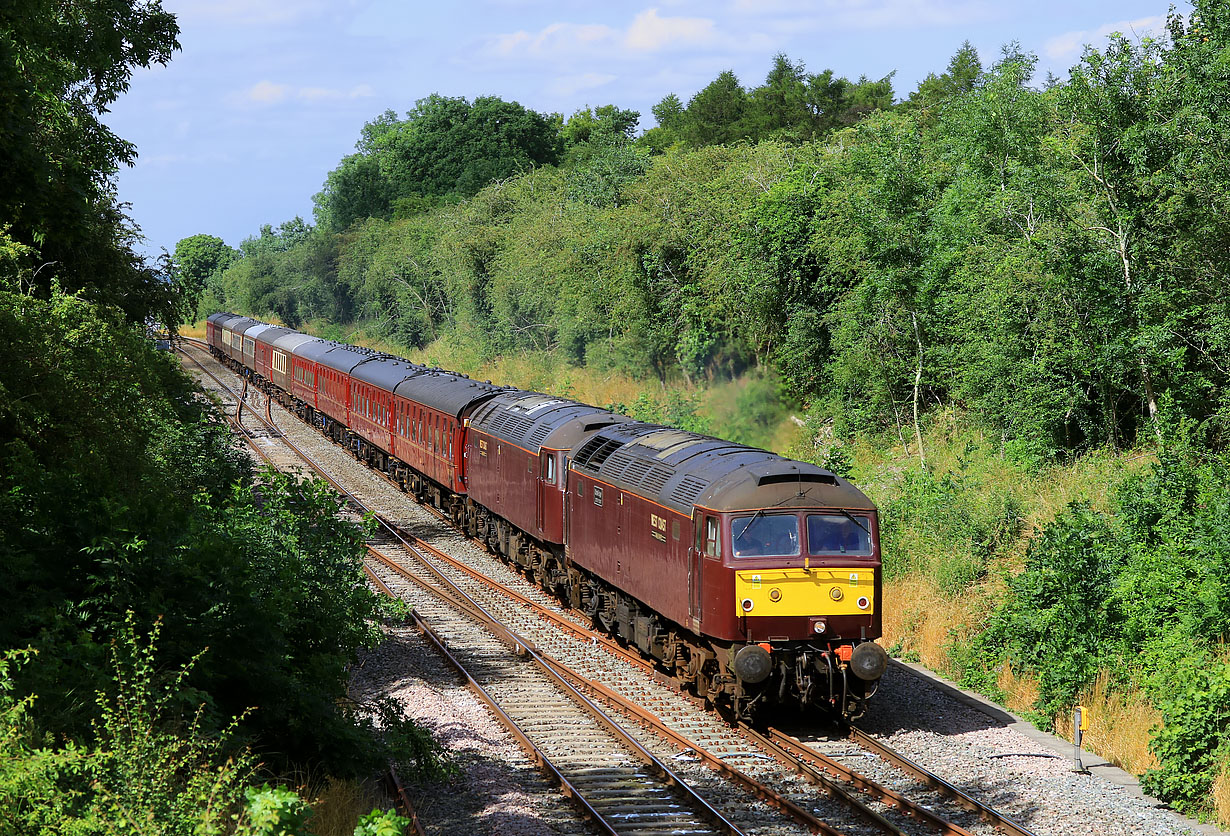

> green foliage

[
  {"left": 0, "top": 0, "right": 183, "bottom": 325},
  {"left": 0, "top": 287, "right": 397, "bottom": 775},
  {"left": 979, "top": 505, "right": 1125, "bottom": 725},
  {"left": 351, "top": 809, "right": 411, "bottom": 836},
  {"left": 880, "top": 463, "right": 1023, "bottom": 593},
  {"left": 313, "top": 95, "right": 561, "bottom": 233},
  {"left": 173, "top": 233, "right": 237, "bottom": 320},
  {"left": 1142, "top": 657, "right": 1230, "bottom": 815},
  {"left": 239, "top": 785, "right": 312, "bottom": 836}
]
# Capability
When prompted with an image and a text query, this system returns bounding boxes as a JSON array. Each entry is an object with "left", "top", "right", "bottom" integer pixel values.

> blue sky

[{"left": 103, "top": 0, "right": 1184, "bottom": 257}]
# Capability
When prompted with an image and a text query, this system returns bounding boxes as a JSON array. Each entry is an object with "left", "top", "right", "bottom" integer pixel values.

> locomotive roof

[
  {"left": 569, "top": 423, "right": 873, "bottom": 515},
  {"left": 254, "top": 325, "right": 296, "bottom": 347},
  {"left": 350, "top": 355, "right": 426, "bottom": 391},
  {"left": 394, "top": 371, "right": 506, "bottom": 418},
  {"left": 271, "top": 331, "right": 321, "bottom": 353},
  {"left": 467, "top": 391, "right": 628, "bottom": 452}
]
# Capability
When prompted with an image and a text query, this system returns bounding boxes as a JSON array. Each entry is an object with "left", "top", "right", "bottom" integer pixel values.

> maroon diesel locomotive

[{"left": 206, "top": 312, "right": 889, "bottom": 718}]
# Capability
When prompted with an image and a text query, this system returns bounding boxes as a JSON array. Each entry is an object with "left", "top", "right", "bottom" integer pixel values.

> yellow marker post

[{"left": 1073, "top": 706, "right": 1089, "bottom": 773}]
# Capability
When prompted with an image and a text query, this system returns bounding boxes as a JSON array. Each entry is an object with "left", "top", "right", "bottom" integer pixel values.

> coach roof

[
  {"left": 394, "top": 371, "right": 506, "bottom": 418},
  {"left": 350, "top": 354, "right": 426, "bottom": 391}
]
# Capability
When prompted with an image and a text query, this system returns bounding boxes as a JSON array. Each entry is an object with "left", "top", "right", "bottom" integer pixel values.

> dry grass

[
  {"left": 302, "top": 777, "right": 389, "bottom": 836},
  {"left": 880, "top": 575, "right": 986, "bottom": 676},
  {"left": 1052, "top": 671, "right": 1160, "bottom": 775},
  {"left": 1213, "top": 760, "right": 1230, "bottom": 830},
  {"left": 178, "top": 320, "right": 207, "bottom": 340},
  {"left": 995, "top": 662, "right": 1041, "bottom": 717}
]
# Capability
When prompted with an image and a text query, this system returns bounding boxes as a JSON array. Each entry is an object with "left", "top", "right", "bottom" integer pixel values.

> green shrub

[
  {"left": 1142, "top": 657, "right": 1230, "bottom": 816},
  {"left": 977, "top": 505, "right": 1125, "bottom": 726}
]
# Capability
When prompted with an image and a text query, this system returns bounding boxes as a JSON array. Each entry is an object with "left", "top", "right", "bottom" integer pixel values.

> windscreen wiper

[
  {"left": 838, "top": 507, "right": 871, "bottom": 536},
  {"left": 737, "top": 508, "right": 765, "bottom": 540}
]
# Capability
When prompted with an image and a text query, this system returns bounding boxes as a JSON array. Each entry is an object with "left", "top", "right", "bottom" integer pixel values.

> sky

[{"left": 102, "top": 0, "right": 1185, "bottom": 258}]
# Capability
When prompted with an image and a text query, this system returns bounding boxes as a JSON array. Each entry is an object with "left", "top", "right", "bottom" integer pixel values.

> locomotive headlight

[
  {"left": 741, "top": 598, "right": 754, "bottom": 612},
  {"left": 829, "top": 587, "right": 843, "bottom": 601},
  {"left": 768, "top": 588, "right": 782, "bottom": 602},
  {"left": 813, "top": 619, "right": 827, "bottom": 635},
  {"left": 857, "top": 596, "right": 870, "bottom": 610}
]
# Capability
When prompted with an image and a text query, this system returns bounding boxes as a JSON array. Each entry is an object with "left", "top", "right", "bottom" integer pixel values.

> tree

[
  {"left": 173, "top": 234, "right": 237, "bottom": 319},
  {"left": 745, "top": 53, "right": 812, "bottom": 140},
  {"left": 684, "top": 70, "right": 749, "bottom": 146},
  {"left": 0, "top": 0, "right": 181, "bottom": 323},
  {"left": 905, "top": 41, "right": 983, "bottom": 111}
]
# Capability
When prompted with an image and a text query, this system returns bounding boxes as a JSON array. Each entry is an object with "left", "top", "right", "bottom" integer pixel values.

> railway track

[{"left": 177, "top": 338, "right": 1040, "bottom": 836}]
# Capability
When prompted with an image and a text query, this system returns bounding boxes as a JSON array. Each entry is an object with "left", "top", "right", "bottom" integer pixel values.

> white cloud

[
  {"left": 231, "top": 81, "right": 375, "bottom": 108},
  {"left": 730, "top": 0, "right": 991, "bottom": 29},
  {"left": 1044, "top": 15, "right": 1168, "bottom": 63},
  {"left": 245, "top": 80, "right": 289, "bottom": 104},
  {"left": 483, "top": 7, "right": 766, "bottom": 62},
  {"left": 488, "top": 22, "right": 620, "bottom": 57},
  {"left": 297, "top": 84, "right": 377, "bottom": 102},
  {"left": 548, "top": 72, "right": 618, "bottom": 97},
  {"left": 624, "top": 8, "right": 719, "bottom": 52}
]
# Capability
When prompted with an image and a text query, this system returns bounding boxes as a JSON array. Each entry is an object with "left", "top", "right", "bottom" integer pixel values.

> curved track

[{"left": 178, "top": 338, "right": 1039, "bottom": 836}]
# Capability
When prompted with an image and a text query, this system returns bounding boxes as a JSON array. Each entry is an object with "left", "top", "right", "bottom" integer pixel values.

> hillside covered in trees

[{"left": 194, "top": 2, "right": 1230, "bottom": 823}]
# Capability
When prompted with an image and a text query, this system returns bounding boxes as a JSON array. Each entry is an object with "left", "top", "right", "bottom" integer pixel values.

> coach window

[
  {"left": 593, "top": 485, "right": 604, "bottom": 507},
  {"left": 704, "top": 515, "right": 720, "bottom": 559}
]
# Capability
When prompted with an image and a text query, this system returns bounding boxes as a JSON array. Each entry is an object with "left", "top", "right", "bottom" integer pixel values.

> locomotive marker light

[
  {"left": 741, "top": 598, "right": 754, "bottom": 612},
  {"left": 829, "top": 587, "right": 844, "bottom": 601},
  {"left": 733, "top": 643, "right": 773, "bottom": 684},
  {"left": 850, "top": 642, "right": 889, "bottom": 681},
  {"left": 812, "top": 619, "right": 827, "bottom": 634},
  {"left": 857, "top": 596, "right": 870, "bottom": 610}
]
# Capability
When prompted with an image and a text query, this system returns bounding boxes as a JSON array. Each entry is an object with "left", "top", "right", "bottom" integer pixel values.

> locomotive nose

[
  {"left": 732, "top": 644, "right": 773, "bottom": 684},
  {"left": 850, "top": 641, "right": 889, "bottom": 681}
]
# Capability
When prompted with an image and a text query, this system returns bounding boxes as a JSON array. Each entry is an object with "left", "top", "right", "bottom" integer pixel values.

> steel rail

[
  {"left": 363, "top": 549, "right": 747, "bottom": 836},
  {"left": 845, "top": 726, "right": 1038, "bottom": 836},
  {"left": 751, "top": 727, "right": 978, "bottom": 836},
  {"left": 773, "top": 728, "right": 1038, "bottom": 836}
]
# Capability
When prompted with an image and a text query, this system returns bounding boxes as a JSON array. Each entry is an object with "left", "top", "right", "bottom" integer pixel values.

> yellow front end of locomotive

[{"left": 734, "top": 568, "right": 875, "bottom": 617}]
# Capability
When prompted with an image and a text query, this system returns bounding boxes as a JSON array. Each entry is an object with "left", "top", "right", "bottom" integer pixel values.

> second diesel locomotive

[{"left": 206, "top": 312, "right": 889, "bottom": 719}]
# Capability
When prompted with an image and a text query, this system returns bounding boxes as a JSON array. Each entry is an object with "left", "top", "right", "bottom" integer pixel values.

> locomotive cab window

[
  {"left": 704, "top": 515, "right": 720, "bottom": 559},
  {"left": 542, "top": 453, "right": 556, "bottom": 484},
  {"left": 732, "top": 513, "right": 800, "bottom": 558},
  {"left": 807, "top": 514, "right": 873, "bottom": 556}
]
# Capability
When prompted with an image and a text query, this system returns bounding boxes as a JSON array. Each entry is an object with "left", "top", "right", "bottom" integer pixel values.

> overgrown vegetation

[{"left": 1, "top": 4, "right": 443, "bottom": 831}]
